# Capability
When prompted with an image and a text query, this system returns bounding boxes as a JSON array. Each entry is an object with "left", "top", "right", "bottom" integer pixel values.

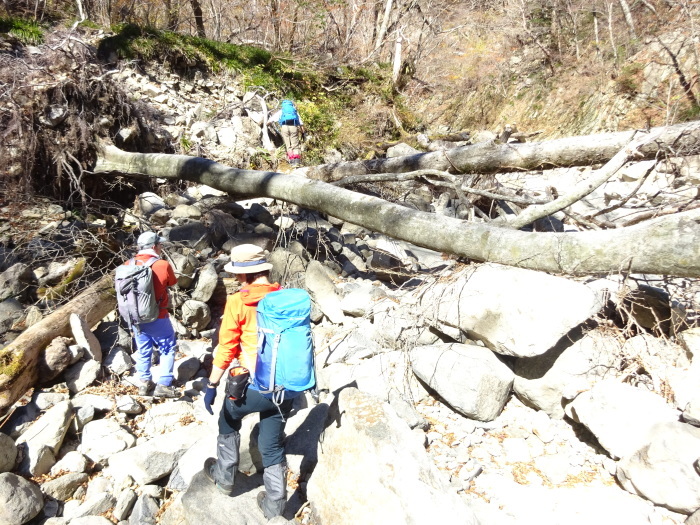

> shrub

[{"left": 0, "top": 16, "right": 44, "bottom": 44}]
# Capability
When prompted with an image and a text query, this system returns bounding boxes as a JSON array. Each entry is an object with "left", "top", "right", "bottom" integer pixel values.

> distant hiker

[
  {"left": 119, "top": 231, "right": 179, "bottom": 398},
  {"left": 269, "top": 99, "right": 304, "bottom": 166},
  {"left": 202, "top": 244, "right": 292, "bottom": 520}
]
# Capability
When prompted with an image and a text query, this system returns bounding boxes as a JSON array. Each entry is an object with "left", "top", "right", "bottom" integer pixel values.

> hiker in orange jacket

[{"left": 202, "top": 244, "right": 292, "bottom": 520}]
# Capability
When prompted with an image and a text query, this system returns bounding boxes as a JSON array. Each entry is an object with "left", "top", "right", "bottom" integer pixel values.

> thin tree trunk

[
  {"left": 304, "top": 121, "right": 700, "bottom": 182},
  {"left": 593, "top": 10, "right": 600, "bottom": 55},
  {"left": 374, "top": 0, "right": 394, "bottom": 52},
  {"left": 618, "top": 0, "right": 637, "bottom": 39},
  {"left": 190, "top": 0, "right": 206, "bottom": 38},
  {"left": 92, "top": 143, "right": 700, "bottom": 280},
  {"left": 608, "top": 2, "right": 618, "bottom": 61},
  {"left": 392, "top": 33, "right": 403, "bottom": 85},
  {"left": 75, "top": 0, "right": 86, "bottom": 21},
  {"left": 0, "top": 274, "right": 116, "bottom": 416}
]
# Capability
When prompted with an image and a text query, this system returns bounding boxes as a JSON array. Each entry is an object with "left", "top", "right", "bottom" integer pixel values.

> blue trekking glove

[{"left": 203, "top": 383, "right": 217, "bottom": 415}]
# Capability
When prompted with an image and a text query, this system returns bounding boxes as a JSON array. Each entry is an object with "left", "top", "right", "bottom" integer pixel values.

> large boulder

[
  {"left": 566, "top": 380, "right": 679, "bottom": 459},
  {"left": 418, "top": 264, "right": 604, "bottom": 357},
  {"left": 411, "top": 343, "right": 514, "bottom": 421},
  {"left": 307, "top": 388, "right": 479, "bottom": 525},
  {"left": 0, "top": 473, "right": 44, "bottom": 525},
  {"left": 514, "top": 329, "right": 622, "bottom": 418},
  {"left": 616, "top": 421, "right": 700, "bottom": 514}
]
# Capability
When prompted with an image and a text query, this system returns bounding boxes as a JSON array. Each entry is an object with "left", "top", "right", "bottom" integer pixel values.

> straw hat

[{"left": 224, "top": 244, "right": 273, "bottom": 274}]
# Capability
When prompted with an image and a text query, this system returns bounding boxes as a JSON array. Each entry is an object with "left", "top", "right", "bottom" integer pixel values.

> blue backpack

[
  {"left": 278, "top": 99, "right": 300, "bottom": 125},
  {"left": 253, "top": 288, "right": 315, "bottom": 406}
]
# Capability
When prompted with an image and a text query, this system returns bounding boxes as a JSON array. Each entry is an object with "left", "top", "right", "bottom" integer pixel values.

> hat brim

[
  {"left": 224, "top": 261, "right": 273, "bottom": 274},
  {"left": 138, "top": 236, "right": 167, "bottom": 248}
]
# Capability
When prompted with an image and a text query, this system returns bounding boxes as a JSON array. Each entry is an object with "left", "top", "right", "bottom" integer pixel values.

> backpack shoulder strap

[{"left": 143, "top": 256, "right": 159, "bottom": 268}]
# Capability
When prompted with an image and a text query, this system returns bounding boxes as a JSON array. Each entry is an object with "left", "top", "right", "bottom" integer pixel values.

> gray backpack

[{"left": 115, "top": 257, "right": 160, "bottom": 330}]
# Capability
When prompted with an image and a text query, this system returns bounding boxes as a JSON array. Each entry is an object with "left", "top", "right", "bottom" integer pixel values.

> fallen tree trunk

[
  {"left": 302, "top": 121, "right": 700, "bottom": 182},
  {"left": 93, "top": 144, "right": 700, "bottom": 279},
  {"left": 0, "top": 274, "right": 116, "bottom": 415}
]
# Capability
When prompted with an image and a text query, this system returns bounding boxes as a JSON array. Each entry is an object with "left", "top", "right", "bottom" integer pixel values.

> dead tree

[
  {"left": 302, "top": 121, "right": 700, "bottom": 183},
  {"left": 0, "top": 274, "right": 116, "bottom": 415},
  {"left": 93, "top": 128, "right": 700, "bottom": 279}
]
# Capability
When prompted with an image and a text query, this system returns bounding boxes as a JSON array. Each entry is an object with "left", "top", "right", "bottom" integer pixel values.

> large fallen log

[
  {"left": 93, "top": 143, "right": 700, "bottom": 279},
  {"left": 0, "top": 274, "right": 116, "bottom": 415},
  {"left": 301, "top": 121, "right": 700, "bottom": 182}
]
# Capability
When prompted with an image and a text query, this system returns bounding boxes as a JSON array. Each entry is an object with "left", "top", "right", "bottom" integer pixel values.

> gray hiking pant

[
  {"left": 211, "top": 431, "right": 240, "bottom": 488},
  {"left": 281, "top": 124, "right": 301, "bottom": 159},
  {"left": 261, "top": 462, "right": 288, "bottom": 519}
]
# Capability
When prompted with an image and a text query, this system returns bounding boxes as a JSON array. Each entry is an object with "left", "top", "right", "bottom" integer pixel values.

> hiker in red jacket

[
  {"left": 129, "top": 231, "right": 179, "bottom": 398},
  {"left": 202, "top": 244, "right": 292, "bottom": 520}
]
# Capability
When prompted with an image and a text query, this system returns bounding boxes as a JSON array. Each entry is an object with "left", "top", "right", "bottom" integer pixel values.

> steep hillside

[{"left": 405, "top": 2, "right": 700, "bottom": 138}]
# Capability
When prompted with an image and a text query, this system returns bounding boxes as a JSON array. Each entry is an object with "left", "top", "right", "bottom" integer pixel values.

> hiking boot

[
  {"left": 256, "top": 491, "right": 267, "bottom": 514},
  {"left": 153, "top": 384, "right": 179, "bottom": 398},
  {"left": 203, "top": 457, "right": 233, "bottom": 495},
  {"left": 137, "top": 380, "right": 154, "bottom": 396}
]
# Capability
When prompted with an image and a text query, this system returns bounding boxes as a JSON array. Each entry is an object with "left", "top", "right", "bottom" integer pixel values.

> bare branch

[{"left": 505, "top": 127, "right": 670, "bottom": 230}]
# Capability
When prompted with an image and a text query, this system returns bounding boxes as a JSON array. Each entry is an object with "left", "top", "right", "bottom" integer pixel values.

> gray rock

[
  {"left": 168, "top": 222, "right": 212, "bottom": 252},
  {"left": 514, "top": 329, "right": 623, "bottom": 419},
  {"left": 172, "top": 204, "right": 202, "bottom": 220},
  {"left": 41, "top": 472, "right": 89, "bottom": 500},
  {"left": 115, "top": 395, "right": 143, "bottom": 415},
  {"left": 617, "top": 421, "right": 700, "bottom": 514},
  {"left": 73, "top": 404, "right": 95, "bottom": 433},
  {"left": 684, "top": 395, "right": 700, "bottom": 426},
  {"left": 339, "top": 284, "right": 386, "bottom": 317},
  {"left": 169, "top": 251, "right": 199, "bottom": 288},
  {"left": 63, "top": 492, "right": 116, "bottom": 519},
  {"left": 0, "top": 472, "right": 44, "bottom": 525},
  {"left": 113, "top": 487, "right": 138, "bottom": 521},
  {"left": 18, "top": 443, "right": 55, "bottom": 476},
  {"left": 318, "top": 351, "right": 426, "bottom": 403},
  {"left": 70, "top": 313, "right": 102, "bottom": 362},
  {"left": 138, "top": 193, "right": 166, "bottom": 215},
  {"left": 566, "top": 380, "right": 679, "bottom": 459},
  {"left": 418, "top": 264, "right": 604, "bottom": 358},
  {"left": 104, "top": 425, "right": 207, "bottom": 486},
  {"left": 104, "top": 346, "right": 133, "bottom": 376},
  {"left": 50, "top": 451, "right": 89, "bottom": 475},
  {"left": 0, "top": 262, "right": 35, "bottom": 302},
  {"left": 175, "top": 356, "right": 201, "bottom": 382},
  {"left": 78, "top": 418, "right": 136, "bottom": 464},
  {"left": 191, "top": 262, "right": 219, "bottom": 302},
  {"left": 411, "top": 343, "right": 514, "bottom": 421},
  {"left": 33, "top": 391, "right": 69, "bottom": 411},
  {"left": 388, "top": 389, "right": 429, "bottom": 430},
  {"left": 386, "top": 143, "right": 420, "bottom": 157},
  {"left": 94, "top": 321, "right": 131, "bottom": 352},
  {"left": 16, "top": 400, "right": 72, "bottom": 455},
  {"left": 318, "top": 318, "right": 383, "bottom": 365},
  {"left": 38, "top": 337, "right": 75, "bottom": 383},
  {"left": 0, "top": 433, "right": 17, "bottom": 473},
  {"left": 307, "top": 388, "right": 479, "bottom": 525},
  {"left": 305, "top": 260, "right": 345, "bottom": 324},
  {"left": 0, "top": 297, "right": 23, "bottom": 333},
  {"left": 69, "top": 517, "right": 114, "bottom": 525},
  {"left": 64, "top": 359, "right": 101, "bottom": 394}
]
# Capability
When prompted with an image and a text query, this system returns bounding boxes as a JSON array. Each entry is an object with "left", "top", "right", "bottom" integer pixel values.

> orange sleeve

[{"left": 213, "top": 293, "right": 243, "bottom": 370}]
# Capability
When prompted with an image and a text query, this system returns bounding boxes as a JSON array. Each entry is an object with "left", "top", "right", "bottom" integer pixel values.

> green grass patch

[
  {"left": 0, "top": 16, "right": 44, "bottom": 44},
  {"left": 97, "top": 24, "right": 321, "bottom": 97},
  {"left": 0, "top": 347, "right": 24, "bottom": 378}
]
